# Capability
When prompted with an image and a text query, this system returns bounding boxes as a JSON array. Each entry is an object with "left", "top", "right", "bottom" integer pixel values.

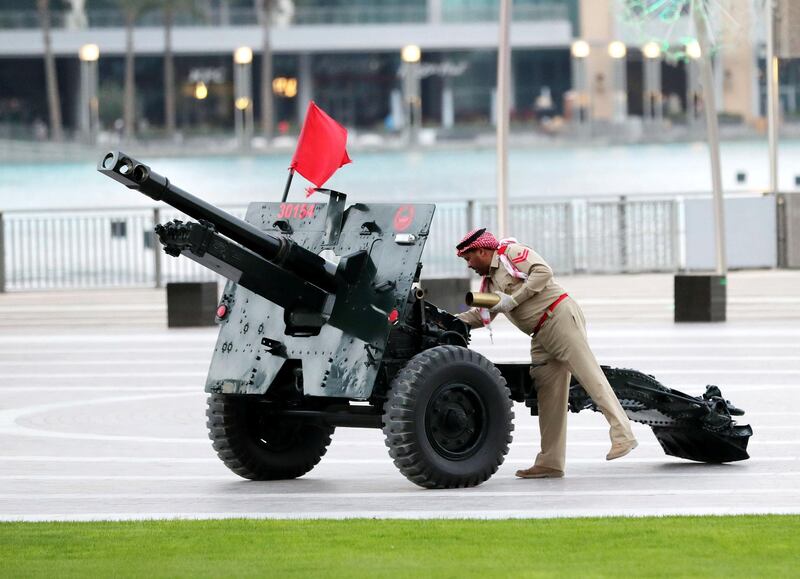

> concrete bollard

[
  {"left": 0, "top": 212, "right": 4, "bottom": 293},
  {"left": 166, "top": 282, "right": 218, "bottom": 327},
  {"left": 674, "top": 274, "right": 726, "bottom": 322},
  {"left": 777, "top": 193, "right": 800, "bottom": 268}
]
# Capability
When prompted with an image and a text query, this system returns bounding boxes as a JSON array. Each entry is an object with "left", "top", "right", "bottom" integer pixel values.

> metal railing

[
  {"left": 479, "top": 201, "right": 575, "bottom": 274},
  {"left": 0, "top": 197, "right": 681, "bottom": 292},
  {"left": 0, "top": 206, "right": 246, "bottom": 291},
  {"left": 581, "top": 198, "right": 680, "bottom": 273}
]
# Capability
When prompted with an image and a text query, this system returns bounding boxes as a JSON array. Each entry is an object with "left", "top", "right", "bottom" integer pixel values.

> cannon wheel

[
  {"left": 382, "top": 345, "right": 513, "bottom": 489},
  {"left": 206, "top": 394, "right": 334, "bottom": 480}
]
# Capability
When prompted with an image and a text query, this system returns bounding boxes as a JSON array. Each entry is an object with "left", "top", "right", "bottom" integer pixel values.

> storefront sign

[
  {"left": 188, "top": 68, "right": 226, "bottom": 84},
  {"left": 398, "top": 61, "right": 468, "bottom": 79}
]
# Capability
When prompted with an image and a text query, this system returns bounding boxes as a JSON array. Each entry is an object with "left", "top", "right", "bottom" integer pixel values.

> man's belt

[{"left": 532, "top": 293, "right": 569, "bottom": 335}]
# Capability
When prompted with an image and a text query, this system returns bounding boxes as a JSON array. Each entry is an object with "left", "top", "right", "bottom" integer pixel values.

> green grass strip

[{"left": 1, "top": 515, "right": 798, "bottom": 578}]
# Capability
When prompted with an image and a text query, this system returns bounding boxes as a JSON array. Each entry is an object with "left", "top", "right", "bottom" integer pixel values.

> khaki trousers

[{"left": 529, "top": 297, "right": 635, "bottom": 472}]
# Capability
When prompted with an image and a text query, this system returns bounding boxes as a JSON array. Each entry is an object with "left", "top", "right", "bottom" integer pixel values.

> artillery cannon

[{"left": 99, "top": 151, "right": 751, "bottom": 488}]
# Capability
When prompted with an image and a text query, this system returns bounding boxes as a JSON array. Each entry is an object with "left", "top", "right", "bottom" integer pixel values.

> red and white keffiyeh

[{"left": 455, "top": 228, "right": 499, "bottom": 257}]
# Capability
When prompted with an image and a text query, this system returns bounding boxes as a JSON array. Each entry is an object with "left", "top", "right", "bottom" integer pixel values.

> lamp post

[
  {"left": 642, "top": 41, "right": 663, "bottom": 124},
  {"left": 766, "top": 0, "right": 779, "bottom": 195},
  {"left": 608, "top": 41, "right": 628, "bottom": 123},
  {"left": 686, "top": 39, "right": 703, "bottom": 125},
  {"left": 401, "top": 44, "right": 421, "bottom": 145},
  {"left": 692, "top": 10, "right": 726, "bottom": 279},
  {"left": 78, "top": 43, "right": 99, "bottom": 144},
  {"left": 570, "top": 40, "right": 590, "bottom": 127},
  {"left": 233, "top": 46, "right": 254, "bottom": 148}
]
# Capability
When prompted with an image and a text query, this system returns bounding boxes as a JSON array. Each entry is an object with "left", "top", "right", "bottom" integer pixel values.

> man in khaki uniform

[{"left": 455, "top": 228, "right": 638, "bottom": 478}]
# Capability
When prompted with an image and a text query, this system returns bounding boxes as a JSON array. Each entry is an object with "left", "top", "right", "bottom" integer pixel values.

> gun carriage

[{"left": 99, "top": 151, "right": 752, "bottom": 489}]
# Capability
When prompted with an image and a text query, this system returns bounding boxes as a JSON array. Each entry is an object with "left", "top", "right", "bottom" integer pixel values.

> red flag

[{"left": 290, "top": 101, "right": 351, "bottom": 189}]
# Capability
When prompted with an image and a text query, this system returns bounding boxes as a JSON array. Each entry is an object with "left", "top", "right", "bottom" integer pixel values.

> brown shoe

[
  {"left": 606, "top": 439, "right": 639, "bottom": 461},
  {"left": 515, "top": 465, "right": 565, "bottom": 479}
]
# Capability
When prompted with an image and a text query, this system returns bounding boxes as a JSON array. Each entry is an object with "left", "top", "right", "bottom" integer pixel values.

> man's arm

[
  {"left": 504, "top": 243, "right": 554, "bottom": 305},
  {"left": 456, "top": 307, "right": 496, "bottom": 329}
]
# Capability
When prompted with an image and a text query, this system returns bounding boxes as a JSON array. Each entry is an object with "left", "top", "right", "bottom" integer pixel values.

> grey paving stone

[{"left": 0, "top": 271, "right": 798, "bottom": 520}]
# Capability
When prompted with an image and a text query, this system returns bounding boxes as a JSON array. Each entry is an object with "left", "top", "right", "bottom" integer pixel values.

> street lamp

[
  {"left": 570, "top": 40, "right": 590, "bottom": 59},
  {"left": 607, "top": 41, "right": 627, "bottom": 60},
  {"left": 78, "top": 43, "right": 100, "bottom": 144},
  {"left": 608, "top": 41, "right": 627, "bottom": 123},
  {"left": 642, "top": 41, "right": 662, "bottom": 60},
  {"left": 401, "top": 44, "right": 422, "bottom": 144},
  {"left": 642, "top": 42, "right": 663, "bottom": 124},
  {"left": 570, "top": 40, "right": 590, "bottom": 126},
  {"left": 233, "top": 46, "right": 254, "bottom": 148},
  {"left": 401, "top": 44, "right": 421, "bottom": 64},
  {"left": 194, "top": 81, "right": 208, "bottom": 100},
  {"left": 234, "top": 46, "right": 253, "bottom": 66},
  {"left": 79, "top": 43, "right": 99, "bottom": 62},
  {"left": 686, "top": 40, "right": 702, "bottom": 60}
]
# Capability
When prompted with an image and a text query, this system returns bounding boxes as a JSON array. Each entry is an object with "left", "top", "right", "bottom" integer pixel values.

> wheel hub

[
  {"left": 442, "top": 404, "right": 468, "bottom": 432},
  {"left": 426, "top": 382, "right": 488, "bottom": 460}
]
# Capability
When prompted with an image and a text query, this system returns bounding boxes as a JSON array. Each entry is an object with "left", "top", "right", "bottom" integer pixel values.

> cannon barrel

[{"left": 98, "top": 151, "right": 337, "bottom": 293}]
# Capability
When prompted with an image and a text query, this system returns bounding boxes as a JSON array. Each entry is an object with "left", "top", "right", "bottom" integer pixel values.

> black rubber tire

[
  {"left": 206, "top": 394, "right": 334, "bottom": 481},
  {"left": 382, "top": 345, "right": 514, "bottom": 489}
]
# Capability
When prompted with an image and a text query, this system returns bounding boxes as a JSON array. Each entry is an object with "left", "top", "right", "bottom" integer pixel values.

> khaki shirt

[{"left": 456, "top": 242, "right": 566, "bottom": 336}]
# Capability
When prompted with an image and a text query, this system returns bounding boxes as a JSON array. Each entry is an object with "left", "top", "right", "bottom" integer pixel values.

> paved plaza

[{"left": 0, "top": 271, "right": 799, "bottom": 521}]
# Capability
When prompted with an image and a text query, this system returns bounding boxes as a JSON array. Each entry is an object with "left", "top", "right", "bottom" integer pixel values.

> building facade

[{"left": 0, "top": 0, "right": 794, "bottom": 138}]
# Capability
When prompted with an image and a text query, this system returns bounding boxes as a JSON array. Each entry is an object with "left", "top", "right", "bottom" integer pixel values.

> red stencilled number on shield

[
  {"left": 394, "top": 205, "right": 415, "bottom": 232},
  {"left": 278, "top": 203, "right": 316, "bottom": 219}
]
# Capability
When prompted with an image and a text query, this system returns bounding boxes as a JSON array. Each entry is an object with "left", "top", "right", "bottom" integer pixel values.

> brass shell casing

[{"left": 465, "top": 292, "right": 500, "bottom": 308}]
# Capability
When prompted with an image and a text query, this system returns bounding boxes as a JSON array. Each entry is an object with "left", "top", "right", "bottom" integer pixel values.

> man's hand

[{"left": 489, "top": 293, "right": 518, "bottom": 313}]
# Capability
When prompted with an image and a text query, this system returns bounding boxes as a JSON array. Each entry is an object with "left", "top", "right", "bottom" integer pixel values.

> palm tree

[
  {"left": 257, "top": 0, "right": 274, "bottom": 141},
  {"left": 158, "top": 0, "right": 198, "bottom": 139},
  {"left": 163, "top": 1, "right": 176, "bottom": 137},
  {"left": 37, "top": 0, "right": 63, "bottom": 142},
  {"left": 116, "top": 0, "right": 156, "bottom": 141}
]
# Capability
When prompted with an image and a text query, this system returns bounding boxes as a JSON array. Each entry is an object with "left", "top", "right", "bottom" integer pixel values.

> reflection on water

[{"left": 0, "top": 139, "right": 797, "bottom": 211}]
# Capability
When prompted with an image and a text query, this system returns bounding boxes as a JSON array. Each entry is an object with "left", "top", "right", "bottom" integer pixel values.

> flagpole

[
  {"left": 281, "top": 168, "right": 295, "bottom": 202},
  {"left": 693, "top": 5, "right": 726, "bottom": 277},
  {"left": 495, "top": 0, "right": 511, "bottom": 239},
  {"left": 766, "top": 0, "right": 779, "bottom": 195}
]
